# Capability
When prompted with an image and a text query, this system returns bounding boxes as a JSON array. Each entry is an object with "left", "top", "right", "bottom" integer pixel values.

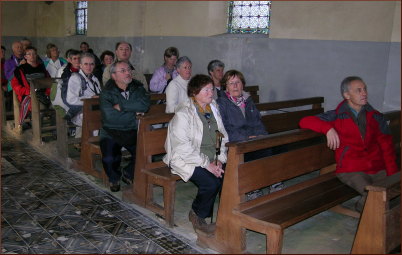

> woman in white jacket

[{"left": 163, "top": 74, "right": 228, "bottom": 234}]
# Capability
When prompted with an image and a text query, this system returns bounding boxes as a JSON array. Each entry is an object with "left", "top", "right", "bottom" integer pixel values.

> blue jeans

[
  {"left": 100, "top": 137, "right": 136, "bottom": 184},
  {"left": 189, "top": 166, "right": 223, "bottom": 219}
]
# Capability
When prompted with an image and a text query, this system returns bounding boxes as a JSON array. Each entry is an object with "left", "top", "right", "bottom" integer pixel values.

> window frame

[
  {"left": 75, "top": 1, "right": 88, "bottom": 35},
  {"left": 227, "top": 1, "right": 271, "bottom": 35}
]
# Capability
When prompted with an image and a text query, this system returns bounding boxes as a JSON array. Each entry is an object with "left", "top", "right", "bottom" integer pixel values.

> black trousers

[
  {"left": 100, "top": 137, "right": 136, "bottom": 184},
  {"left": 189, "top": 166, "right": 223, "bottom": 219}
]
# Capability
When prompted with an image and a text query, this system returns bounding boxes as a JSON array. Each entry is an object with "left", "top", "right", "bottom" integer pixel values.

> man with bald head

[
  {"left": 102, "top": 41, "right": 148, "bottom": 91},
  {"left": 4, "top": 41, "right": 25, "bottom": 83}
]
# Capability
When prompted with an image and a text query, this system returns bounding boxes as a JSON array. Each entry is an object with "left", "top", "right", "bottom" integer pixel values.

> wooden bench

[
  {"left": 351, "top": 110, "right": 401, "bottom": 254},
  {"left": 1, "top": 89, "right": 13, "bottom": 126},
  {"left": 122, "top": 112, "right": 178, "bottom": 227},
  {"left": 122, "top": 96, "right": 326, "bottom": 228},
  {"left": 256, "top": 96, "right": 324, "bottom": 133},
  {"left": 198, "top": 110, "right": 401, "bottom": 254},
  {"left": 197, "top": 129, "right": 359, "bottom": 253},
  {"left": 244, "top": 85, "right": 260, "bottom": 103},
  {"left": 26, "top": 78, "right": 56, "bottom": 144},
  {"left": 78, "top": 97, "right": 107, "bottom": 182},
  {"left": 78, "top": 99, "right": 166, "bottom": 183},
  {"left": 351, "top": 172, "right": 400, "bottom": 254}
]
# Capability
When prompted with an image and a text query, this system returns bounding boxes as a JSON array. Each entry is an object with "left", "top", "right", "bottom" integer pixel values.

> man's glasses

[{"left": 115, "top": 69, "right": 131, "bottom": 74}]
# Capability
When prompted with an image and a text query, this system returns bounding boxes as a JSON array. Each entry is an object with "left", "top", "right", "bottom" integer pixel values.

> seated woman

[
  {"left": 165, "top": 56, "right": 192, "bottom": 113},
  {"left": 163, "top": 74, "right": 228, "bottom": 234},
  {"left": 11, "top": 46, "right": 50, "bottom": 133},
  {"left": 93, "top": 50, "right": 114, "bottom": 84},
  {"left": 217, "top": 70, "right": 283, "bottom": 199},
  {"left": 150, "top": 47, "right": 179, "bottom": 94},
  {"left": 66, "top": 52, "right": 101, "bottom": 137}
]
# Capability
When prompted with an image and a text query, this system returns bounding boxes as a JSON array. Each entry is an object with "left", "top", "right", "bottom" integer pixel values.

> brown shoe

[{"left": 188, "top": 209, "right": 216, "bottom": 234}]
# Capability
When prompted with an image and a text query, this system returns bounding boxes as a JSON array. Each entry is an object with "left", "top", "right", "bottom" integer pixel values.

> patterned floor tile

[{"left": 1, "top": 134, "right": 203, "bottom": 254}]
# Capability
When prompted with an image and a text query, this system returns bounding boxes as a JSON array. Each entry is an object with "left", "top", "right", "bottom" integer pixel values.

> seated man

[
  {"left": 103, "top": 41, "right": 148, "bottom": 91},
  {"left": 299, "top": 76, "right": 399, "bottom": 212},
  {"left": 99, "top": 61, "right": 150, "bottom": 192}
]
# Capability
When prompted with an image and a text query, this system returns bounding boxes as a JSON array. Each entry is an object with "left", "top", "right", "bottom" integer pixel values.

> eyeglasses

[
  {"left": 115, "top": 69, "right": 131, "bottom": 74},
  {"left": 201, "top": 87, "right": 214, "bottom": 93},
  {"left": 227, "top": 81, "right": 242, "bottom": 86}
]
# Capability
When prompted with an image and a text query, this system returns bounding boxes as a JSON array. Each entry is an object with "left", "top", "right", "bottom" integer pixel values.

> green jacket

[{"left": 100, "top": 79, "right": 150, "bottom": 133}]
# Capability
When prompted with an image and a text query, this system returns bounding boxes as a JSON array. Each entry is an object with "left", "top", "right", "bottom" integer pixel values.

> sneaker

[
  {"left": 110, "top": 182, "right": 120, "bottom": 192},
  {"left": 269, "top": 182, "right": 284, "bottom": 193},
  {"left": 188, "top": 209, "right": 215, "bottom": 234},
  {"left": 246, "top": 189, "right": 264, "bottom": 201}
]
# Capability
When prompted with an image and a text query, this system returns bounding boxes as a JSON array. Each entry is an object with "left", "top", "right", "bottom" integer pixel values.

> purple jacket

[
  {"left": 150, "top": 65, "right": 178, "bottom": 93},
  {"left": 4, "top": 55, "right": 24, "bottom": 81}
]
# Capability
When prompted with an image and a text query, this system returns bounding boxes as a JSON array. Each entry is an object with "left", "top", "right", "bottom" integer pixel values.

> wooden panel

[
  {"left": 256, "top": 97, "right": 324, "bottom": 111},
  {"left": 262, "top": 109, "right": 324, "bottom": 133},
  {"left": 238, "top": 143, "right": 334, "bottom": 194},
  {"left": 227, "top": 129, "right": 323, "bottom": 153},
  {"left": 144, "top": 128, "right": 168, "bottom": 155},
  {"left": 241, "top": 178, "right": 356, "bottom": 227},
  {"left": 150, "top": 93, "right": 166, "bottom": 101}
]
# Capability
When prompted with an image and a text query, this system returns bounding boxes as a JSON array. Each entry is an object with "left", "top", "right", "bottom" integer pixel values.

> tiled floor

[
  {"left": 1, "top": 134, "right": 204, "bottom": 254},
  {"left": 4, "top": 128, "right": 392, "bottom": 254}
]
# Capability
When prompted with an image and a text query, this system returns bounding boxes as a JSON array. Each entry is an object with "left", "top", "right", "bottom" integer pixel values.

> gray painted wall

[{"left": 2, "top": 35, "right": 400, "bottom": 112}]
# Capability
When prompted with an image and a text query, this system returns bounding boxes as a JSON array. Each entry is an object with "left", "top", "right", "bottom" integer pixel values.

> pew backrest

[
  {"left": 244, "top": 85, "right": 259, "bottom": 103},
  {"left": 256, "top": 97, "right": 324, "bottom": 133},
  {"left": 28, "top": 77, "right": 56, "bottom": 143}
]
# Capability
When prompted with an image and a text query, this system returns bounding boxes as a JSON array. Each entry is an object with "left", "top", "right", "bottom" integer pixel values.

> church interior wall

[{"left": 1, "top": 1, "right": 400, "bottom": 111}]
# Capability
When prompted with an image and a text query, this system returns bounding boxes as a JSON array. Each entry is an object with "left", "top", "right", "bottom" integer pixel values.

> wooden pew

[
  {"left": 351, "top": 110, "right": 401, "bottom": 254},
  {"left": 122, "top": 112, "right": 177, "bottom": 226},
  {"left": 28, "top": 78, "right": 57, "bottom": 144},
  {"left": 197, "top": 129, "right": 359, "bottom": 253},
  {"left": 244, "top": 85, "right": 260, "bottom": 103},
  {"left": 78, "top": 99, "right": 166, "bottom": 183},
  {"left": 197, "top": 110, "right": 401, "bottom": 254},
  {"left": 144, "top": 73, "right": 153, "bottom": 87},
  {"left": 351, "top": 172, "right": 400, "bottom": 254},
  {"left": 78, "top": 97, "right": 107, "bottom": 182},
  {"left": 1, "top": 90, "right": 13, "bottom": 126},
  {"left": 256, "top": 96, "right": 324, "bottom": 133},
  {"left": 122, "top": 97, "right": 325, "bottom": 227}
]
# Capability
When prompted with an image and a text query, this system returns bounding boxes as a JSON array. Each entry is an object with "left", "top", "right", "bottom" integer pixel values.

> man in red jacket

[{"left": 299, "top": 76, "right": 399, "bottom": 212}]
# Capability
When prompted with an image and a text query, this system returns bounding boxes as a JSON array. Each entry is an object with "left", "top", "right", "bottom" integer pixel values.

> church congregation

[{"left": 1, "top": 1, "right": 400, "bottom": 254}]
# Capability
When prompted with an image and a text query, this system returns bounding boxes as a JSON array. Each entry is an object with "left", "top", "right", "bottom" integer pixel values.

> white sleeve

[
  {"left": 66, "top": 74, "right": 84, "bottom": 106},
  {"left": 165, "top": 81, "right": 178, "bottom": 113}
]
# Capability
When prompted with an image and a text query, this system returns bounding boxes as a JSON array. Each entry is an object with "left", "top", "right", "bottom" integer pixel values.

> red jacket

[
  {"left": 299, "top": 100, "right": 398, "bottom": 176},
  {"left": 11, "top": 68, "right": 50, "bottom": 103}
]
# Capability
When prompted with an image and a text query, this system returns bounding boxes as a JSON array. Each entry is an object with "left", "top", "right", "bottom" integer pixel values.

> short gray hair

[
  {"left": 340, "top": 76, "right": 364, "bottom": 95},
  {"left": 176, "top": 56, "right": 192, "bottom": 69},
  {"left": 80, "top": 52, "right": 95, "bottom": 63},
  {"left": 207, "top": 59, "right": 225, "bottom": 74},
  {"left": 109, "top": 61, "right": 129, "bottom": 76}
]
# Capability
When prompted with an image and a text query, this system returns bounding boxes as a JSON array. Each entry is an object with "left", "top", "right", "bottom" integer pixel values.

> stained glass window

[
  {"left": 228, "top": 1, "right": 271, "bottom": 35},
  {"left": 76, "top": 1, "right": 87, "bottom": 35}
]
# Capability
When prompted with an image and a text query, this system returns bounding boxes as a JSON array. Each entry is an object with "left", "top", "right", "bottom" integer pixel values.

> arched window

[
  {"left": 76, "top": 1, "right": 88, "bottom": 35},
  {"left": 228, "top": 1, "right": 271, "bottom": 35}
]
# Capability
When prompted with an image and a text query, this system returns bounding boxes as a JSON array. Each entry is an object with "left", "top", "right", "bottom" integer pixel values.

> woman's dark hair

[
  {"left": 164, "top": 47, "right": 179, "bottom": 58},
  {"left": 80, "top": 41, "right": 89, "bottom": 47},
  {"left": 221, "top": 69, "right": 246, "bottom": 90},
  {"left": 188, "top": 74, "right": 213, "bottom": 97},
  {"left": 100, "top": 50, "right": 115, "bottom": 64}
]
